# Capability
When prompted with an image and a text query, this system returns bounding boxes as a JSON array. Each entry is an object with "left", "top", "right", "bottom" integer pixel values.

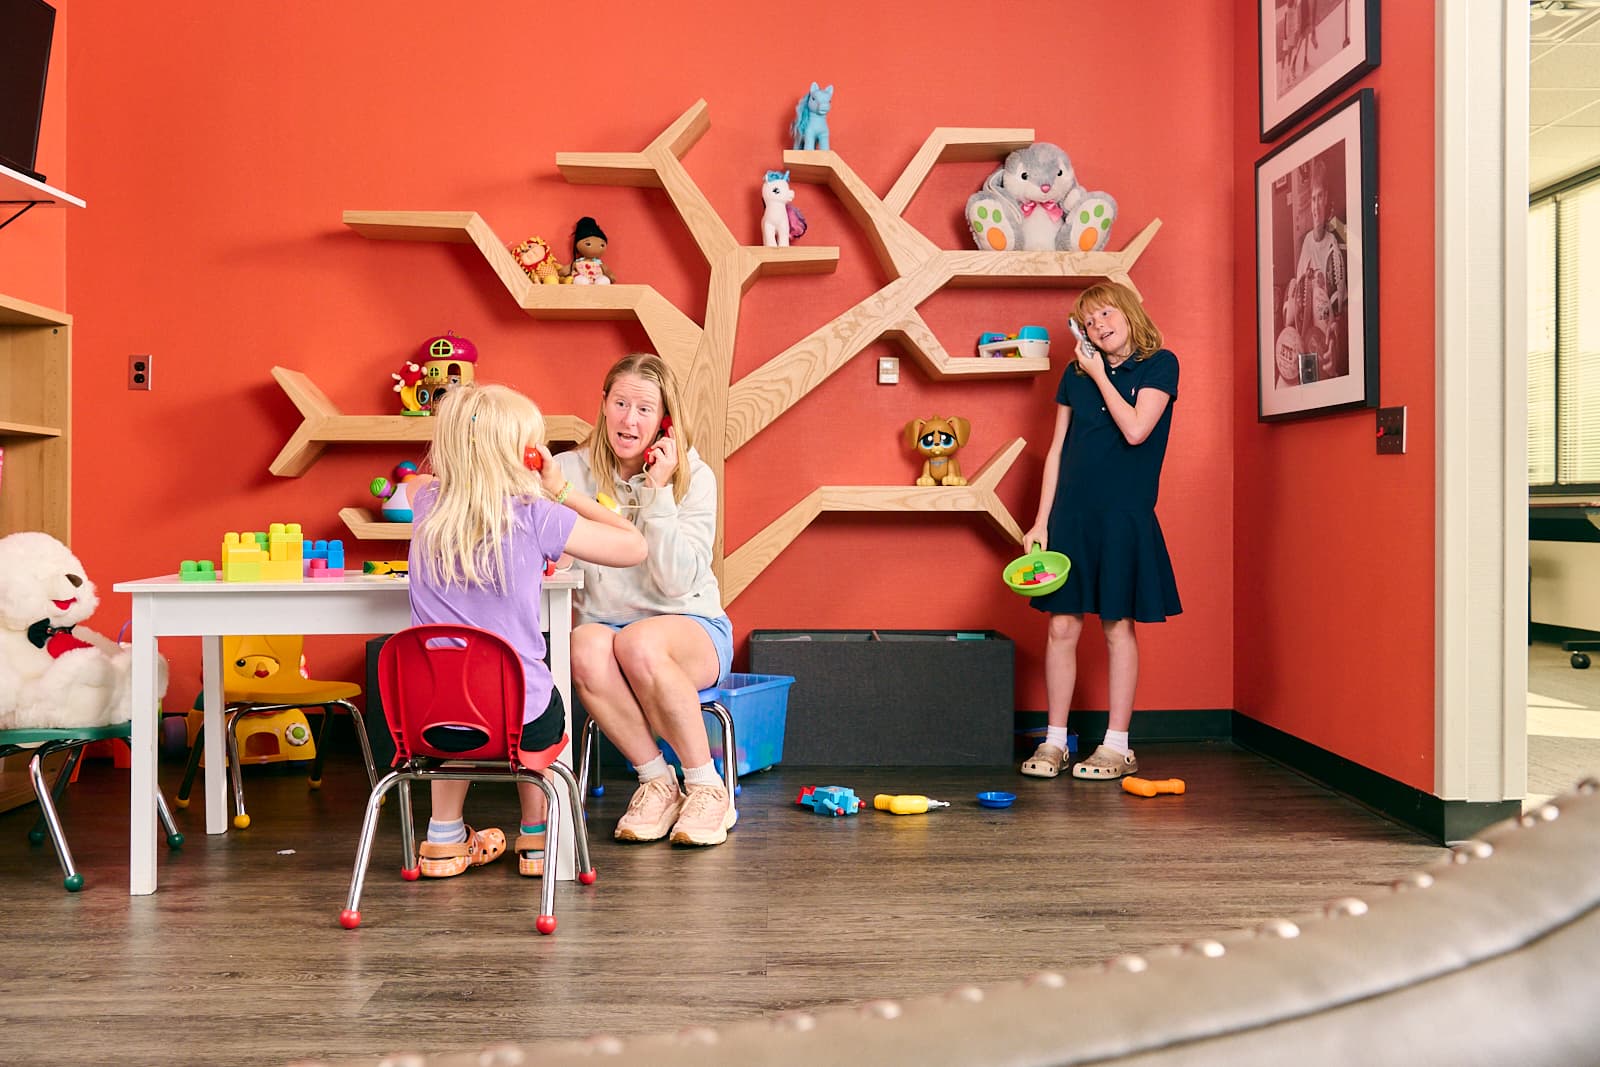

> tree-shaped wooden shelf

[{"left": 287, "top": 101, "right": 1158, "bottom": 598}]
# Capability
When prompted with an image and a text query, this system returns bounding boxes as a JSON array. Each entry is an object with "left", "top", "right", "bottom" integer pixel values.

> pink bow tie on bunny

[{"left": 1019, "top": 199, "right": 1064, "bottom": 220}]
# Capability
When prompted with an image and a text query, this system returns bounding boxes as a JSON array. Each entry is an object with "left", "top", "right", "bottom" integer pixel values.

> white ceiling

[{"left": 1531, "top": 1, "right": 1600, "bottom": 190}]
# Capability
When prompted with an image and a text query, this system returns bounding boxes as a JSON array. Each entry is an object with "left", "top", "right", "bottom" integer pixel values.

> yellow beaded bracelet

[{"left": 554, "top": 481, "right": 573, "bottom": 505}]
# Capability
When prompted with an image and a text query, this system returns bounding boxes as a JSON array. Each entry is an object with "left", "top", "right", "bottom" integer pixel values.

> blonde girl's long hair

[
  {"left": 586, "top": 352, "right": 693, "bottom": 504},
  {"left": 1071, "top": 282, "right": 1164, "bottom": 375},
  {"left": 415, "top": 383, "right": 548, "bottom": 590}
]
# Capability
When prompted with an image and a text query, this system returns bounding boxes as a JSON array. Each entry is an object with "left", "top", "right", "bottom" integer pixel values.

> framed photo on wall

[
  {"left": 1255, "top": 88, "right": 1377, "bottom": 423},
  {"left": 1259, "top": 0, "right": 1380, "bottom": 142}
]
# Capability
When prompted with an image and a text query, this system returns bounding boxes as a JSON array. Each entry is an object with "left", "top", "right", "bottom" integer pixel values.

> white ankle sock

[
  {"left": 683, "top": 762, "right": 722, "bottom": 788},
  {"left": 427, "top": 817, "right": 467, "bottom": 845},
  {"left": 1103, "top": 730, "right": 1131, "bottom": 755},
  {"left": 1045, "top": 726, "right": 1070, "bottom": 750},
  {"left": 634, "top": 754, "right": 672, "bottom": 783}
]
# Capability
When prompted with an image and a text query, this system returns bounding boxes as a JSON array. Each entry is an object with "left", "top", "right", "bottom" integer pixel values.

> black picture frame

[
  {"left": 1255, "top": 88, "right": 1378, "bottom": 423},
  {"left": 1259, "top": 0, "right": 1380, "bottom": 143}
]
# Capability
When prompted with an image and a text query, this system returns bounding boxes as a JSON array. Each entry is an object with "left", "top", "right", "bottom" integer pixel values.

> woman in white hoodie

[{"left": 554, "top": 353, "right": 736, "bottom": 848}]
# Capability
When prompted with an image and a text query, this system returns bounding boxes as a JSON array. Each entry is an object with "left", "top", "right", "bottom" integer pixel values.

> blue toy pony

[{"left": 790, "top": 82, "right": 834, "bottom": 151}]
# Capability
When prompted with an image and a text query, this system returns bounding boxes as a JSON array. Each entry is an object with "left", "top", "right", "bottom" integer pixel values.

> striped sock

[
  {"left": 427, "top": 817, "right": 467, "bottom": 845},
  {"left": 519, "top": 822, "right": 546, "bottom": 838}
]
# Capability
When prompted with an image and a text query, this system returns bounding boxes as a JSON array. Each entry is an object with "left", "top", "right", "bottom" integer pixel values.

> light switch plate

[
  {"left": 1376, "top": 405, "right": 1405, "bottom": 454},
  {"left": 877, "top": 356, "right": 899, "bottom": 385}
]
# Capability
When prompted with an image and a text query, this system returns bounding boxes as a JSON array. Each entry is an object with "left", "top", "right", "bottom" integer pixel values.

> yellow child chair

[{"left": 174, "top": 634, "right": 377, "bottom": 828}]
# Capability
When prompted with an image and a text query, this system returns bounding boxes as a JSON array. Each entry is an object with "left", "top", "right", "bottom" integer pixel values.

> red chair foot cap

[
  {"left": 536, "top": 915, "right": 557, "bottom": 935},
  {"left": 339, "top": 909, "right": 361, "bottom": 929},
  {"left": 401, "top": 866, "right": 420, "bottom": 881},
  {"left": 578, "top": 870, "right": 597, "bottom": 885}
]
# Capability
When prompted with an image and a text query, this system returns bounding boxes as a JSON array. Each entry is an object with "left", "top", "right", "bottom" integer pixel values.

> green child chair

[
  {"left": 0, "top": 721, "right": 183, "bottom": 891},
  {"left": 174, "top": 634, "right": 377, "bottom": 828}
]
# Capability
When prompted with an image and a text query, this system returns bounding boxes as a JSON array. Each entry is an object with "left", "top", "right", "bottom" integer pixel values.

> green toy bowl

[{"left": 1003, "top": 549, "right": 1071, "bottom": 597}]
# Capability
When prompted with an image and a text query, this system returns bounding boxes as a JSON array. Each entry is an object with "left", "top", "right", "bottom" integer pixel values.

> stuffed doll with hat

[{"left": 0, "top": 531, "right": 167, "bottom": 730}]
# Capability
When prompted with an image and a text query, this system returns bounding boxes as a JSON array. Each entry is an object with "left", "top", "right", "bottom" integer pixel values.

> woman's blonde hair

[
  {"left": 414, "top": 382, "right": 548, "bottom": 590},
  {"left": 586, "top": 352, "right": 693, "bottom": 503},
  {"left": 1071, "top": 282, "right": 1164, "bottom": 373}
]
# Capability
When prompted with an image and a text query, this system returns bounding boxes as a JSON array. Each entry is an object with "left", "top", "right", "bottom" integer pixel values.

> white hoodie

[{"left": 554, "top": 447, "right": 726, "bottom": 625}]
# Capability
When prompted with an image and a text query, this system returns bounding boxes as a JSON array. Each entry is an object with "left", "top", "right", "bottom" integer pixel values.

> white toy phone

[{"left": 1069, "top": 317, "right": 1101, "bottom": 358}]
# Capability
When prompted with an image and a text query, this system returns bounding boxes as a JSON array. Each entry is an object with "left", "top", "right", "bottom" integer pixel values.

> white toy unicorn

[{"left": 761, "top": 170, "right": 799, "bottom": 247}]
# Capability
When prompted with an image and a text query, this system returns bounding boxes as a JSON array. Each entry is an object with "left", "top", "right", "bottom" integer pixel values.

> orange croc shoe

[{"left": 417, "top": 826, "right": 507, "bottom": 878}]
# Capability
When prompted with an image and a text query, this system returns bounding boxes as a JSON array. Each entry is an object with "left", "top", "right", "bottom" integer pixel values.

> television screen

[{"left": 0, "top": 0, "right": 57, "bottom": 183}]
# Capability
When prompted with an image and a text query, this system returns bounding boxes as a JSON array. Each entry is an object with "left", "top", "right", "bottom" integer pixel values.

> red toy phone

[
  {"left": 645, "top": 415, "right": 673, "bottom": 468},
  {"left": 523, "top": 446, "right": 544, "bottom": 472}
]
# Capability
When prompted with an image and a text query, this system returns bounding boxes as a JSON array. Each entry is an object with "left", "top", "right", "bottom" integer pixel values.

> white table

[{"left": 112, "top": 571, "right": 582, "bottom": 894}]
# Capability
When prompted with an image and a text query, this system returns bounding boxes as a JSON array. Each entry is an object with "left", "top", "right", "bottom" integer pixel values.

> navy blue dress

[{"left": 1030, "top": 348, "right": 1182, "bottom": 622}]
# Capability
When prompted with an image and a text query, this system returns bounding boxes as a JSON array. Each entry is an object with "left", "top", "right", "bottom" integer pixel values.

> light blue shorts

[{"left": 604, "top": 614, "right": 734, "bottom": 688}]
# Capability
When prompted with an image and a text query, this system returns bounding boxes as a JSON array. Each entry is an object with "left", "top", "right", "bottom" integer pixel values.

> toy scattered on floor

[
  {"left": 905, "top": 415, "right": 970, "bottom": 487},
  {"left": 304, "top": 539, "right": 346, "bottom": 580},
  {"left": 564, "top": 216, "right": 614, "bottom": 284},
  {"left": 760, "top": 169, "right": 809, "bottom": 247},
  {"left": 976, "top": 325, "right": 1050, "bottom": 359},
  {"left": 1004, "top": 547, "right": 1071, "bottom": 597},
  {"left": 790, "top": 81, "right": 834, "bottom": 151},
  {"left": 179, "top": 560, "right": 218, "bottom": 581},
  {"left": 976, "top": 790, "right": 1016, "bottom": 809},
  {"left": 509, "top": 235, "right": 566, "bottom": 285},
  {"left": 415, "top": 331, "right": 478, "bottom": 411},
  {"left": 965, "top": 142, "right": 1117, "bottom": 253},
  {"left": 391, "top": 360, "right": 428, "bottom": 415},
  {"left": 363, "top": 560, "right": 408, "bottom": 577},
  {"left": 873, "top": 793, "right": 949, "bottom": 815},
  {"left": 0, "top": 531, "right": 169, "bottom": 730},
  {"left": 796, "top": 784, "right": 861, "bottom": 816},
  {"left": 370, "top": 461, "right": 422, "bottom": 522},
  {"left": 1122, "top": 776, "right": 1186, "bottom": 798},
  {"left": 221, "top": 524, "right": 305, "bottom": 583}
]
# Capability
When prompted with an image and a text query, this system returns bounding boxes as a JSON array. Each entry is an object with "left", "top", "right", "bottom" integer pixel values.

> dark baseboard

[
  {"left": 1013, "top": 709, "right": 1232, "bottom": 746},
  {"left": 1530, "top": 622, "right": 1600, "bottom": 646},
  {"left": 1230, "top": 713, "right": 1520, "bottom": 845}
]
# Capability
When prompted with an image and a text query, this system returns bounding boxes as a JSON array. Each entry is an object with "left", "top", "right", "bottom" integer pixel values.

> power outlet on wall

[
  {"left": 1376, "top": 405, "right": 1405, "bottom": 454},
  {"left": 129, "top": 354, "right": 152, "bottom": 391}
]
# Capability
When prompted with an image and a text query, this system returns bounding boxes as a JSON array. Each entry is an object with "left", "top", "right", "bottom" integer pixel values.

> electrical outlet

[
  {"left": 877, "top": 356, "right": 899, "bottom": 385},
  {"left": 1376, "top": 405, "right": 1405, "bottom": 454},
  {"left": 129, "top": 354, "right": 152, "bottom": 391}
]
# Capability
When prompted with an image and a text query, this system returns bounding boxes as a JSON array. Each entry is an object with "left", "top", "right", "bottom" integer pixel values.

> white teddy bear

[
  {"left": 0, "top": 531, "right": 167, "bottom": 730},
  {"left": 965, "top": 141, "right": 1118, "bottom": 254}
]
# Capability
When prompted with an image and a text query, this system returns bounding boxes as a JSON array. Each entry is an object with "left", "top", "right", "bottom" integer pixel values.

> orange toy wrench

[{"left": 1122, "top": 777, "right": 1186, "bottom": 798}]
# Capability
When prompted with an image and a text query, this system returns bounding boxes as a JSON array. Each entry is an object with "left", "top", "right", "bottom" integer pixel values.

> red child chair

[{"left": 339, "top": 624, "right": 595, "bottom": 934}]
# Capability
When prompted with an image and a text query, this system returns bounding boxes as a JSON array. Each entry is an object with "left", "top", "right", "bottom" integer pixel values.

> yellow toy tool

[
  {"left": 873, "top": 793, "right": 950, "bottom": 815},
  {"left": 1122, "top": 777, "right": 1186, "bottom": 798}
]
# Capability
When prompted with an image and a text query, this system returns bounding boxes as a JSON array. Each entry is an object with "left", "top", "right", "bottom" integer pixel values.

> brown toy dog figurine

[{"left": 905, "top": 415, "right": 970, "bottom": 486}]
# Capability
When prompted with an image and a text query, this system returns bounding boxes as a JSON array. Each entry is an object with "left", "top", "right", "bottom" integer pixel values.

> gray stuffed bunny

[{"left": 965, "top": 142, "right": 1117, "bottom": 253}]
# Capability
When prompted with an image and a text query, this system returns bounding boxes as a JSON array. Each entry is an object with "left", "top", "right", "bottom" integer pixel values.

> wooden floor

[{"left": 0, "top": 742, "right": 1447, "bottom": 1067}]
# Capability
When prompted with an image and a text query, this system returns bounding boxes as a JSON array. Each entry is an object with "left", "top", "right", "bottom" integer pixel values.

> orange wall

[
  {"left": 1232, "top": 0, "right": 1437, "bottom": 789},
  {"left": 59, "top": 3, "right": 1239, "bottom": 717},
  {"left": 0, "top": 0, "right": 68, "bottom": 306}
]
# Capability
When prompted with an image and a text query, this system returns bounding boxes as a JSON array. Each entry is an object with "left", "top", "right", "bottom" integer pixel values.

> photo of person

[
  {"left": 1269, "top": 144, "right": 1348, "bottom": 390},
  {"left": 1274, "top": 0, "right": 1352, "bottom": 95}
]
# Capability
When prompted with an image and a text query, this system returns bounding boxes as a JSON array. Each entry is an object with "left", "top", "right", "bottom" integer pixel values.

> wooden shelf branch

[
  {"left": 883, "top": 128, "right": 1035, "bottom": 217},
  {"left": 721, "top": 437, "right": 1027, "bottom": 603},
  {"left": 723, "top": 218, "right": 1160, "bottom": 456},
  {"left": 268, "top": 366, "right": 592, "bottom": 477}
]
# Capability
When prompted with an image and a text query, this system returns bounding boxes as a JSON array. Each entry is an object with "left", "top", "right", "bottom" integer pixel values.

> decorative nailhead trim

[
  {"left": 1104, "top": 954, "right": 1149, "bottom": 973},
  {"left": 773, "top": 1012, "right": 817, "bottom": 1032},
  {"left": 675, "top": 1026, "right": 719, "bottom": 1046},
  {"left": 1536, "top": 803, "right": 1561, "bottom": 822},
  {"left": 583, "top": 1035, "right": 625, "bottom": 1055},
  {"left": 860, "top": 999, "right": 903, "bottom": 1020},
  {"left": 947, "top": 985, "right": 985, "bottom": 1003},
  {"left": 1026, "top": 971, "right": 1067, "bottom": 988},
  {"left": 1392, "top": 872, "right": 1434, "bottom": 891},
  {"left": 1577, "top": 777, "right": 1597, "bottom": 793},
  {"left": 1258, "top": 918, "right": 1301, "bottom": 938},
  {"left": 1325, "top": 897, "right": 1369, "bottom": 918},
  {"left": 1186, "top": 939, "right": 1226, "bottom": 958}
]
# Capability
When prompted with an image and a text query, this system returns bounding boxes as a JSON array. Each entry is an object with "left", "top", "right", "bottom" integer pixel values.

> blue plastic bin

[{"left": 659, "top": 673, "right": 794, "bottom": 777}]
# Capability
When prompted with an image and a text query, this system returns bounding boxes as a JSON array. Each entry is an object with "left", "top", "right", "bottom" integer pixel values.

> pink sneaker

[
  {"left": 614, "top": 773, "right": 684, "bottom": 842},
  {"left": 669, "top": 783, "right": 737, "bottom": 846}
]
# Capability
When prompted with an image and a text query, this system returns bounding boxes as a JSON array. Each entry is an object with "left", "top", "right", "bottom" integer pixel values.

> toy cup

[{"left": 1003, "top": 547, "right": 1071, "bottom": 597}]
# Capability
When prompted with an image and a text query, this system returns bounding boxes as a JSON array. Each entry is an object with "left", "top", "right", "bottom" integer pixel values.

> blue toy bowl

[{"left": 976, "top": 791, "right": 1016, "bottom": 809}]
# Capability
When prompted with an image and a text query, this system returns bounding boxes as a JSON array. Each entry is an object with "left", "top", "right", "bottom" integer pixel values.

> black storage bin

[{"left": 748, "top": 630, "right": 1013, "bottom": 766}]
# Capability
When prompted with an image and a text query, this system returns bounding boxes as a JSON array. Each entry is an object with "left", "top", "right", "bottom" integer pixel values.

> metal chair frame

[{"left": 575, "top": 689, "right": 738, "bottom": 808}]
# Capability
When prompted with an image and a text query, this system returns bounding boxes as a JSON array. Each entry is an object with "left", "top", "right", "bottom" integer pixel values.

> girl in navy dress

[{"left": 1019, "top": 282, "right": 1181, "bottom": 781}]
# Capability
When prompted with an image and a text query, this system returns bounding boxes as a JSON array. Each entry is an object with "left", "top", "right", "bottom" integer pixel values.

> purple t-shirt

[{"left": 407, "top": 483, "right": 576, "bottom": 724}]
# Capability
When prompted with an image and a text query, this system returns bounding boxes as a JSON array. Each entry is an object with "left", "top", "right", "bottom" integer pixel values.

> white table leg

[
  {"left": 201, "top": 635, "right": 227, "bottom": 834},
  {"left": 549, "top": 586, "right": 575, "bottom": 881},
  {"left": 129, "top": 596, "right": 158, "bottom": 895}
]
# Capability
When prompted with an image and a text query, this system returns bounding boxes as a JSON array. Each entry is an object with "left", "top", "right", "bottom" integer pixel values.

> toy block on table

[
  {"left": 303, "top": 539, "right": 346, "bottom": 580},
  {"left": 179, "top": 560, "right": 218, "bottom": 581},
  {"left": 220, "top": 523, "right": 305, "bottom": 582}
]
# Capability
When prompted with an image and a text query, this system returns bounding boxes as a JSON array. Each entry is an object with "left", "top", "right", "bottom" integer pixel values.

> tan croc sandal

[
  {"left": 1072, "top": 744, "right": 1138, "bottom": 780},
  {"left": 417, "top": 826, "right": 507, "bottom": 878},
  {"left": 1020, "top": 742, "right": 1067, "bottom": 779},
  {"left": 515, "top": 831, "right": 546, "bottom": 878}
]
